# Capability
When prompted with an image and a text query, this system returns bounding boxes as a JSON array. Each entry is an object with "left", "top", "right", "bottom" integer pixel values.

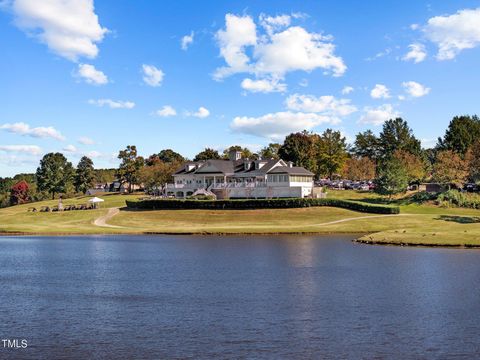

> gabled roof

[
  {"left": 232, "top": 159, "right": 284, "bottom": 177},
  {"left": 194, "top": 159, "right": 239, "bottom": 175},
  {"left": 173, "top": 158, "right": 313, "bottom": 177}
]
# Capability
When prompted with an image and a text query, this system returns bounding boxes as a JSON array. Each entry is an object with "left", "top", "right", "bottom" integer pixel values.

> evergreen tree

[
  {"left": 279, "top": 131, "right": 319, "bottom": 175},
  {"left": 436, "top": 115, "right": 480, "bottom": 156},
  {"left": 378, "top": 118, "right": 421, "bottom": 158},
  {"left": 35, "top": 152, "right": 74, "bottom": 199},
  {"left": 316, "top": 129, "right": 348, "bottom": 179},
  {"left": 353, "top": 130, "right": 381, "bottom": 161},
  {"left": 74, "top": 156, "right": 95, "bottom": 194},
  {"left": 259, "top": 143, "right": 281, "bottom": 159},
  {"left": 117, "top": 145, "right": 145, "bottom": 193},
  {"left": 374, "top": 157, "right": 409, "bottom": 200}
]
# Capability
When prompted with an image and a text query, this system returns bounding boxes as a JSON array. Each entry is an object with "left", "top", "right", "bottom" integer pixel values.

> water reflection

[{"left": 1, "top": 235, "right": 480, "bottom": 359}]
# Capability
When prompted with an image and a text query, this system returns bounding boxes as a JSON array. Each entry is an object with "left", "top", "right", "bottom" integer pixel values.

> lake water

[{"left": 1, "top": 235, "right": 480, "bottom": 359}]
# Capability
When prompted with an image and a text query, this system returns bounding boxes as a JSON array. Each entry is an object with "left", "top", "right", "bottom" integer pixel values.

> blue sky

[{"left": 1, "top": 0, "right": 480, "bottom": 176}]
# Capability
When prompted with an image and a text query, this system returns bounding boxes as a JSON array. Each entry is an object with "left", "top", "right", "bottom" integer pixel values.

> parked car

[{"left": 464, "top": 183, "right": 480, "bottom": 193}]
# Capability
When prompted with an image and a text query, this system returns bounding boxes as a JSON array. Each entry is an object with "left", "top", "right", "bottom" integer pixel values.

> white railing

[{"left": 166, "top": 182, "right": 272, "bottom": 190}]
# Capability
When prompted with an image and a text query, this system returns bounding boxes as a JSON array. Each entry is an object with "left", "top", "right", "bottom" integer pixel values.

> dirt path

[
  {"left": 92, "top": 210, "right": 412, "bottom": 231},
  {"left": 303, "top": 213, "right": 413, "bottom": 227},
  {"left": 93, "top": 207, "right": 123, "bottom": 228}
]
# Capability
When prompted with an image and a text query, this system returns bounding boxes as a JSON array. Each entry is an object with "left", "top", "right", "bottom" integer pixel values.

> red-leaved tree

[{"left": 10, "top": 180, "right": 30, "bottom": 205}]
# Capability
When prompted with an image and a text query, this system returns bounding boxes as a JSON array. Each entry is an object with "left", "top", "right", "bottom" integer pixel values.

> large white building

[{"left": 166, "top": 150, "right": 314, "bottom": 199}]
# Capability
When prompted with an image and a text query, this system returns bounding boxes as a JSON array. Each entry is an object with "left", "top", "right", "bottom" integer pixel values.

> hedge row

[{"left": 126, "top": 198, "right": 400, "bottom": 214}]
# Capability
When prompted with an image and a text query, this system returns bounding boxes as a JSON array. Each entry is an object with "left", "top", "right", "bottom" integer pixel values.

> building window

[{"left": 289, "top": 175, "right": 312, "bottom": 182}]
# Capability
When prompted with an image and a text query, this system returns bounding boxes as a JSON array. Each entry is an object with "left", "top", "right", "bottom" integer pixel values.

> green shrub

[
  {"left": 126, "top": 198, "right": 400, "bottom": 214},
  {"left": 437, "top": 190, "right": 480, "bottom": 209},
  {"left": 410, "top": 191, "right": 439, "bottom": 203},
  {"left": 186, "top": 195, "right": 216, "bottom": 200}
]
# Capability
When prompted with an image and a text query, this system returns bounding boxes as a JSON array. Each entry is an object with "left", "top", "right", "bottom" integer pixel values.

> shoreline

[
  {"left": 354, "top": 238, "right": 480, "bottom": 249},
  {"left": 1, "top": 230, "right": 479, "bottom": 249}
]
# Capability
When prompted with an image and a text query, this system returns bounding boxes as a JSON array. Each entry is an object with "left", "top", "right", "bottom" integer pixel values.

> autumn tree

[
  {"left": 374, "top": 157, "right": 409, "bottom": 200},
  {"left": 393, "top": 150, "right": 426, "bottom": 183},
  {"left": 117, "top": 145, "right": 145, "bottom": 193},
  {"left": 279, "top": 131, "right": 319, "bottom": 175},
  {"left": 193, "top": 148, "right": 221, "bottom": 161},
  {"left": 316, "top": 129, "right": 348, "bottom": 179},
  {"left": 342, "top": 157, "right": 376, "bottom": 181},
  {"left": 74, "top": 156, "right": 95, "bottom": 194},
  {"left": 140, "top": 161, "right": 180, "bottom": 194},
  {"left": 432, "top": 150, "right": 469, "bottom": 189},
  {"left": 10, "top": 180, "right": 30, "bottom": 205},
  {"left": 35, "top": 152, "right": 74, "bottom": 199}
]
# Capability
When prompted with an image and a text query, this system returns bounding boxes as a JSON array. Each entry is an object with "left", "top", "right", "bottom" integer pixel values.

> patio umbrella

[{"left": 88, "top": 197, "right": 105, "bottom": 208}]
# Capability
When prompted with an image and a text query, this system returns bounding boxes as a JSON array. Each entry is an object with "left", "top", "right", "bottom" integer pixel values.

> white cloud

[
  {"left": 259, "top": 13, "right": 291, "bottom": 34},
  {"left": 424, "top": 8, "right": 480, "bottom": 60},
  {"left": 241, "top": 77, "right": 286, "bottom": 93},
  {"left": 63, "top": 144, "right": 77, "bottom": 152},
  {"left": 0, "top": 122, "right": 65, "bottom": 140},
  {"left": 285, "top": 94, "right": 357, "bottom": 116},
  {"left": 181, "top": 31, "right": 194, "bottom": 50},
  {"left": 88, "top": 99, "right": 135, "bottom": 109},
  {"left": 214, "top": 14, "right": 257, "bottom": 79},
  {"left": 370, "top": 84, "right": 390, "bottom": 99},
  {"left": 231, "top": 111, "right": 340, "bottom": 139},
  {"left": 214, "top": 13, "right": 346, "bottom": 87},
  {"left": 341, "top": 86, "right": 354, "bottom": 95},
  {"left": 85, "top": 150, "right": 102, "bottom": 158},
  {"left": 191, "top": 107, "right": 210, "bottom": 118},
  {"left": 365, "top": 47, "right": 392, "bottom": 61},
  {"left": 78, "top": 136, "right": 95, "bottom": 145},
  {"left": 359, "top": 104, "right": 399, "bottom": 126},
  {"left": 402, "top": 81, "right": 430, "bottom": 97},
  {"left": 142, "top": 64, "right": 164, "bottom": 87},
  {"left": 402, "top": 43, "right": 427, "bottom": 63},
  {"left": 0, "top": 144, "right": 42, "bottom": 155},
  {"left": 77, "top": 63, "right": 108, "bottom": 85},
  {"left": 254, "top": 26, "right": 346, "bottom": 77},
  {"left": 155, "top": 105, "right": 177, "bottom": 117},
  {"left": 9, "top": 0, "right": 107, "bottom": 61}
]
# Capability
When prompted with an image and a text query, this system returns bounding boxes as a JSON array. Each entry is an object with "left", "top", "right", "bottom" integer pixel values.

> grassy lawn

[
  {"left": 327, "top": 189, "right": 480, "bottom": 246},
  {"left": 0, "top": 193, "right": 142, "bottom": 234},
  {"left": 1, "top": 190, "right": 479, "bottom": 247},
  {"left": 109, "top": 207, "right": 378, "bottom": 234}
]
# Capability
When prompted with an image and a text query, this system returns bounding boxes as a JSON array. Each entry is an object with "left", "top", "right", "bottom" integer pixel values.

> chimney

[
  {"left": 287, "top": 161, "right": 293, "bottom": 168},
  {"left": 244, "top": 158, "right": 251, "bottom": 170},
  {"left": 229, "top": 149, "right": 242, "bottom": 161}
]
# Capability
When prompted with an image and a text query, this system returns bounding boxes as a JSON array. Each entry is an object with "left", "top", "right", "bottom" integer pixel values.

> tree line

[{"left": 1, "top": 115, "right": 480, "bottom": 206}]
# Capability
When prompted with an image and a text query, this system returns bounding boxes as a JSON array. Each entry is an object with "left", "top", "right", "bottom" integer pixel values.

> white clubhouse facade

[{"left": 166, "top": 150, "right": 314, "bottom": 199}]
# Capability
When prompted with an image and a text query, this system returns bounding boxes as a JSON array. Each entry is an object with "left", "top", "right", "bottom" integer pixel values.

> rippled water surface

[{"left": 1, "top": 235, "right": 480, "bottom": 359}]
